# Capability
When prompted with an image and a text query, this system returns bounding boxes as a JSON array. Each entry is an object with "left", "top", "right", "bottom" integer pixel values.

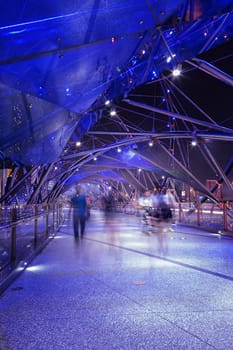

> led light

[
  {"left": 148, "top": 140, "right": 154, "bottom": 147},
  {"left": 172, "top": 67, "right": 181, "bottom": 77},
  {"left": 65, "top": 88, "right": 71, "bottom": 96},
  {"left": 191, "top": 140, "right": 197, "bottom": 146},
  {"left": 110, "top": 109, "right": 116, "bottom": 116},
  {"left": 76, "top": 141, "right": 81, "bottom": 147},
  {"left": 166, "top": 53, "right": 176, "bottom": 63}
]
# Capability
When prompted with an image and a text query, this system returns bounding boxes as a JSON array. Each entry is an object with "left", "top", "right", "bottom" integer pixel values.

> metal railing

[
  {"left": 115, "top": 201, "right": 233, "bottom": 233},
  {"left": 0, "top": 203, "right": 63, "bottom": 285}
]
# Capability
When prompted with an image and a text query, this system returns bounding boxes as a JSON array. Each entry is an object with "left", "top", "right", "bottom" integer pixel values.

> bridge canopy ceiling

[{"left": 0, "top": 1, "right": 233, "bottom": 201}]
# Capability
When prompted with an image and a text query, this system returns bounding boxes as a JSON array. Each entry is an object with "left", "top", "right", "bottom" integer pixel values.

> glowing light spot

[
  {"left": 110, "top": 109, "right": 116, "bottom": 116},
  {"left": 148, "top": 140, "right": 153, "bottom": 147},
  {"left": 191, "top": 140, "right": 197, "bottom": 146}
]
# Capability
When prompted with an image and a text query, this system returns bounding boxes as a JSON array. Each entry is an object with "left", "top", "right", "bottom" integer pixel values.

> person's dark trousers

[
  {"left": 73, "top": 209, "right": 80, "bottom": 238},
  {"left": 80, "top": 217, "right": 86, "bottom": 237}
]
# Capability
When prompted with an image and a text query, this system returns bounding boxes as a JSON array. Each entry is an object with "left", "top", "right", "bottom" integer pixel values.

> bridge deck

[{"left": 0, "top": 209, "right": 233, "bottom": 349}]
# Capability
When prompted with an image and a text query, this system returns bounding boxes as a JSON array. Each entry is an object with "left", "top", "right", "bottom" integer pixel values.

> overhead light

[
  {"left": 166, "top": 53, "right": 176, "bottom": 63},
  {"left": 76, "top": 141, "right": 81, "bottom": 147},
  {"left": 191, "top": 132, "right": 198, "bottom": 146},
  {"left": 110, "top": 109, "right": 117, "bottom": 116},
  {"left": 191, "top": 139, "right": 197, "bottom": 146},
  {"left": 148, "top": 140, "right": 154, "bottom": 147},
  {"left": 172, "top": 66, "right": 181, "bottom": 77}
]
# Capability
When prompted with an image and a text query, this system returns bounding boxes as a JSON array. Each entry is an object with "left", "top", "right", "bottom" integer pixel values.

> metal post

[
  {"left": 34, "top": 205, "right": 38, "bottom": 244},
  {"left": 52, "top": 203, "right": 55, "bottom": 232},
  {"left": 59, "top": 203, "right": 63, "bottom": 225},
  {"left": 45, "top": 204, "right": 49, "bottom": 236},
  {"left": 11, "top": 207, "right": 17, "bottom": 262},
  {"left": 178, "top": 202, "right": 182, "bottom": 223},
  {"left": 223, "top": 202, "right": 228, "bottom": 231},
  {"left": 197, "top": 193, "right": 201, "bottom": 226},
  {"left": 57, "top": 203, "right": 61, "bottom": 226}
]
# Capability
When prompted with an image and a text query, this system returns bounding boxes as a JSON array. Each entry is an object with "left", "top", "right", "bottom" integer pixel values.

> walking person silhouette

[{"left": 71, "top": 185, "right": 87, "bottom": 240}]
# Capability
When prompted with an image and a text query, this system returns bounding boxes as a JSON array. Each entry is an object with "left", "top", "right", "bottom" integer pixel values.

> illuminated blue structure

[{"left": 0, "top": 0, "right": 233, "bottom": 204}]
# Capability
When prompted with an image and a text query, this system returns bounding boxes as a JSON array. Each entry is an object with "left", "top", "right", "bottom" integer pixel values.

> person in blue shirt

[{"left": 71, "top": 185, "right": 87, "bottom": 239}]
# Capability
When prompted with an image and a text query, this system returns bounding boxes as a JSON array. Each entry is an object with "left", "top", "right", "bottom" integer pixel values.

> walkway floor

[{"left": 1, "top": 209, "right": 233, "bottom": 350}]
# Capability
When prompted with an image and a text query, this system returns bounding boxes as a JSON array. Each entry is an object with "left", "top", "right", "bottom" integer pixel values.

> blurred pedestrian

[{"left": 71, "top": 185, "right": 87, "bottom": 239}]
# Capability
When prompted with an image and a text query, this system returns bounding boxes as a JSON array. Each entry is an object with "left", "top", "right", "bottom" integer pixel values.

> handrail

[{"left": 0, "top": 202, "right": 63, "bottom": 285}]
